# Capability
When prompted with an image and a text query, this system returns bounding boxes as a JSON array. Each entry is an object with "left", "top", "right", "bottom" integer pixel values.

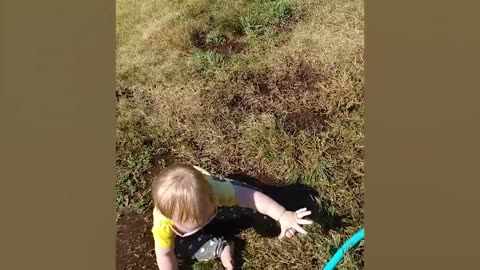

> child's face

[{"left": 170, "top": 207, "right": 218, "bottom": 237}]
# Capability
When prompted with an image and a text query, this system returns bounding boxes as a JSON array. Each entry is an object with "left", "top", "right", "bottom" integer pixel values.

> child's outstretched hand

[{"left": 278, "top": 208, "right": 313, "bottom": 240}]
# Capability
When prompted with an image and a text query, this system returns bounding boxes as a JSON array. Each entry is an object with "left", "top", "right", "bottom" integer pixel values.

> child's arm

[
  {"left": 154, "top": 243, "right": 178, "bottom": 270},
  {"left": 233, "top": 185, "right": 313, "bottom": 239}
]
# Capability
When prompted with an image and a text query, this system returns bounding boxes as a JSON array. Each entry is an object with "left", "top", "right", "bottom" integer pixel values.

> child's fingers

[
  {"left": 296, "top": 208, "right": 307, "bottom": 213},
  {"left": 297, "top": 218, "right": 313, "bottom": 225},
  {"left": 278, "top": 228, "right": 287, "bottom": 240},
  {"left": 297, "top": 210, "right": 312, "bottom": 218},
  {"left": 286, "top": 229, "right": 295, "bottom": 238},
  {"left": 294, "top": 224, "right": 308, "bottom": 235}
]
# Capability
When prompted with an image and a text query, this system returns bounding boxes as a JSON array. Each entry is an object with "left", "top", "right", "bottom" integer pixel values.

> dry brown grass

[{"left": 117, "top": 0, "right": 364, "bottom": 268}]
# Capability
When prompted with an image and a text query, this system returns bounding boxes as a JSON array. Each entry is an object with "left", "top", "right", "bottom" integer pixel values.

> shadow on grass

[{"left": 227, "top": 173, "right": 349, "bottom": 233}]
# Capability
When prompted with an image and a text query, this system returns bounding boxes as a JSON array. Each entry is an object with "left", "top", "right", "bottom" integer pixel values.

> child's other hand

[{"left": 278, "top": 208, "right": 313, "bottom": 240}]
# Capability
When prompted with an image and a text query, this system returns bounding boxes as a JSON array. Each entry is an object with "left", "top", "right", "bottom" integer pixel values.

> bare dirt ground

[{"left": 117, "top": 209, "right": 157, "bottom": 270}]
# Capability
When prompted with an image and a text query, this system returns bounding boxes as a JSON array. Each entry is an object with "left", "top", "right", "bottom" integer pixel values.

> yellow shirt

[{"left": 151, "top": 166, "right": 237, "bottom": 248}]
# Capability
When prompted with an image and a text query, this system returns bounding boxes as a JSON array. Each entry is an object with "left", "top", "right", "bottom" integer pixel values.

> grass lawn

[{"left": 116, "top": 0, "right": 364, "bottom": 269}]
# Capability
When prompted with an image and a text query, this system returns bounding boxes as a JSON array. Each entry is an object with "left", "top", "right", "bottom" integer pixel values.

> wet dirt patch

[
  {"left": 116, "top": 81, "right": 135, "bottom": 101},
  {"left": 116, "top": 209, "right": 156, "bottom": 270},
  {"left": 233, "top": 66, "right": 327, "bottom": 110},
  {"left": 252, "top": 80, "right": 272, "bottom": 95},
  {"left": 283, "top": 111, "right": 328, "bottom": 135},
  {"left": 273, "top": 61, "right": 329, "bottom": 94},
  {"left": 226, "top": 93, "right": 258, "bottom": 114},
  {"left": 202, "top": 61, "right": 332, "bottom": 139}
]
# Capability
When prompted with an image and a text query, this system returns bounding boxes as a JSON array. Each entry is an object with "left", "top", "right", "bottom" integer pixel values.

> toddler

[{"left": 151, "top": 164, "right": 312, "bottom": 270}]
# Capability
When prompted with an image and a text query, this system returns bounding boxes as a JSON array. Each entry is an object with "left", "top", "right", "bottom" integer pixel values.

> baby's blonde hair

[{"left": 151, "top": 164, "right": 216, "bottom": 225}]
